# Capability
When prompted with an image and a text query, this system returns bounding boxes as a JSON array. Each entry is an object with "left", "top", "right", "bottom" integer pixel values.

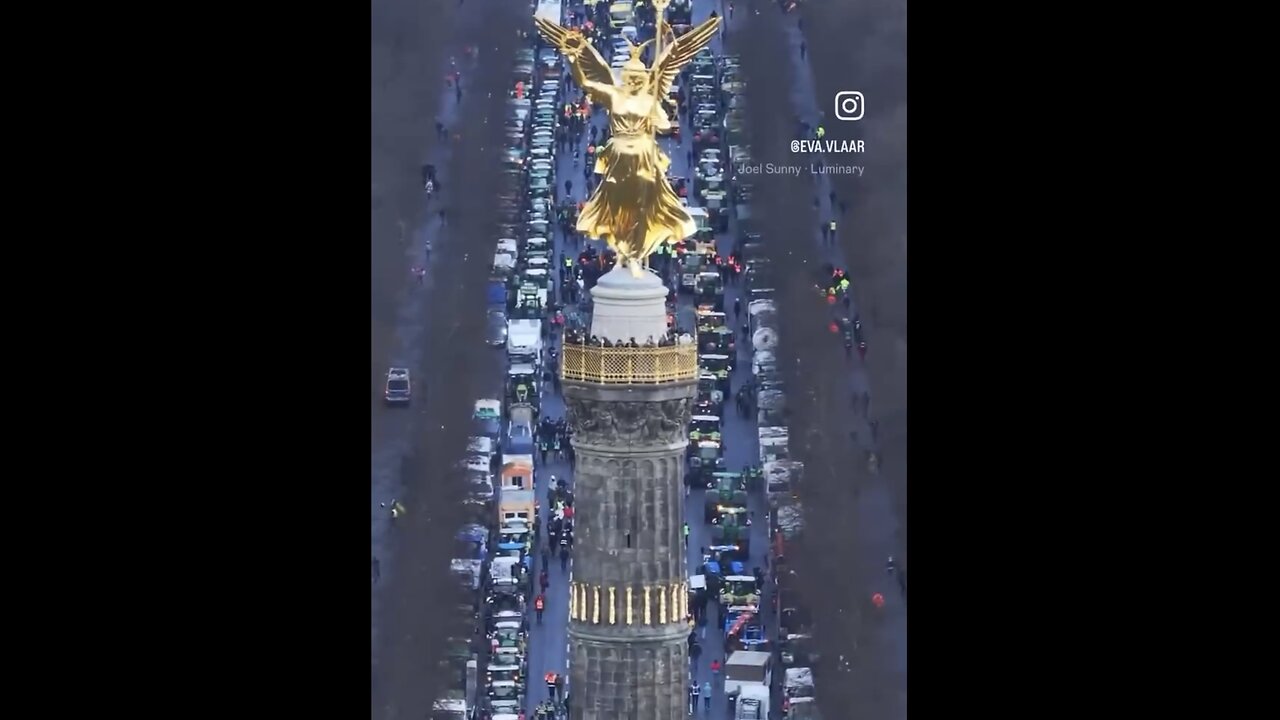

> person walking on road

[
  {"left": 701, "top": 680, "right": 712, "bottom": 711},
  {"left": 560, "top": 545, "right": 570, "bottom": 571},
  {"left": 683, "top": 522, "right": 690, "bottom": 549},
  {"left": 540, "top": 569, "right": 550, "bottom": 594},
  {"left": 535, "top": 593, "right": 545, "bottom": 624}
]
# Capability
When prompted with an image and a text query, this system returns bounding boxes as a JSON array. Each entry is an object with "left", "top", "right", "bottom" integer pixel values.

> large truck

[
  {"left": 734, "top": 683, "right": 770, "bottom": 720},
  {"left": 783, "top": 696, "right": 820, "bottom": 719},
  {"left": 723, "top": 650, "right": 772, "bottom": 697},
  {"left": 506, "top": 319, "right": 542, "bottom": 365},
  {"left": 758, "top": 426, "right": 789, "bottom": 463},
  {"left": 499, "top": 455, "right": 535, "bottom": 491},
  {"left": 498, "top": 486, "right": 536, "bottom": 527},
  {"left": 429, "top": 697, "right": 467, "bottom": 720},
  {"left": 763, "top": 460, "right": 803, "bottom": 508},
  {"left": 725, "top": 651, "right": 772, "bottom": 719},
  {"left": 783, "top": 667, "right": 817, "bottom": 719}
]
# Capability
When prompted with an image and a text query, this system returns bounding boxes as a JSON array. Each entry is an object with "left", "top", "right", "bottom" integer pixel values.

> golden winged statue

[{"left": 534, "top": 4, "right": 721, "bottom": 276}]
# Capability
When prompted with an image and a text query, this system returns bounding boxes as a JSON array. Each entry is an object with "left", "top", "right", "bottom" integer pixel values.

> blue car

[{"left": 488, "top": 280, "right": 508, "bottom": 307}]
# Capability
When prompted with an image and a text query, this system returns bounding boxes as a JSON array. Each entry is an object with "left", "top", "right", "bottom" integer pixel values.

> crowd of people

[{"left": 562, "top": 327, "right": 690, "bottom": 348}]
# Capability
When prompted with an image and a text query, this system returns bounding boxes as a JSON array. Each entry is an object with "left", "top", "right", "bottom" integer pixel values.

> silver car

[{"left": 488, "top": 308, "right": 508, "bottom": 347}]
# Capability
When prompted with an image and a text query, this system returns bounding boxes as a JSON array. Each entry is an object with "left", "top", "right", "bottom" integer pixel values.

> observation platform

[{"left": 560, "top": 343, "right": 698, "bottom": 384}]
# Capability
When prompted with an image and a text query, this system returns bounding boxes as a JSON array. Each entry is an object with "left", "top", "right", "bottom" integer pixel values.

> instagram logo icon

[{"left": 835, "top": 91, "right": 864, "bottom": 121}]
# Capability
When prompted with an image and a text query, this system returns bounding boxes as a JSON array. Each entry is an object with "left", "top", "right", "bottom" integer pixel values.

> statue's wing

[
  {"left": 652, "top": 15, "right": 722, "bottom": 100},
  {"left": 533, "top": 17, "right": 614, "bottom": 93},
  {"left": 576, "top": 43, "right": 617, "bottom": 96}
]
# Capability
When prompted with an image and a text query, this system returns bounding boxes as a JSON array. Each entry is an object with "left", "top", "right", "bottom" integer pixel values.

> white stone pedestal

[{"left": 589, "top": 264, "right": 670, "bottom": 344}]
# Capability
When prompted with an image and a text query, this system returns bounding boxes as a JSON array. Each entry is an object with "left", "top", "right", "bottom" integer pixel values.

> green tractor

[
  {"left": 695, "top": 373, "right": 725, "bottom": 415},
  {"left": 687, "top": 440, "right": 725, "bottom": 488},
  {"left": 704, "top": 472, "right": 748, "bottom": 522},
  {"left": 505, "top": 364, "right": 540, "bottom": 411},
  {"left": 698, "top": 324, "right": 735, "bottom": 354},
  {"left": 689, "top": 414, "right": 722, "bottom": 445},
  {"left": 710, "top": 506, "right": 752, "bottom": 559},
  {"left": 700, "top": 354, "right": 733, "bottom": 393},
  {"left": 719, "top": 574, "right": 761, "bottom": 610}
]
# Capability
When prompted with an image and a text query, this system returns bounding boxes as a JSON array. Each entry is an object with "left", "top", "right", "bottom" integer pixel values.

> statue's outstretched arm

[
  {"left": 569, "top": 46, "right": 618, "bottom": 111},
  {"left": 533, "top": 18, "right": 617, "bottom": 109},
  {"left": 577, "top": 77, "right": 616, "bottom": 113}
]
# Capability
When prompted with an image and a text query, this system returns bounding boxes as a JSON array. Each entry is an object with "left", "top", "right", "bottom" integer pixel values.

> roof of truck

[
  {"left": 726, "top": 650, "right": 771, "bottom": 666},
  {"left": 785, "top": 667, "right": 814, "bottom": 687}
]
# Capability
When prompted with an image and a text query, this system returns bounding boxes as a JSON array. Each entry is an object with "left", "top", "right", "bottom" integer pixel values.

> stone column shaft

[{"left": 563, "top": 382, "right": 696, "bottom": 720}]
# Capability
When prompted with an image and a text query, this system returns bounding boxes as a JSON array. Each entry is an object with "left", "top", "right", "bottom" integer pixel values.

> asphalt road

[
  {"left": 370, "top": 0, "right": 479, "bottom": 693},
  {"left": 771, "top": 9, "right": 908, "bottom": 694}
]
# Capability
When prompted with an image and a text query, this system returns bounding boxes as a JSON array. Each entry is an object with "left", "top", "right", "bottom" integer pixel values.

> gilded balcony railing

[{"left": 560, "top": 343, "right": 698, "bottom": 384}]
